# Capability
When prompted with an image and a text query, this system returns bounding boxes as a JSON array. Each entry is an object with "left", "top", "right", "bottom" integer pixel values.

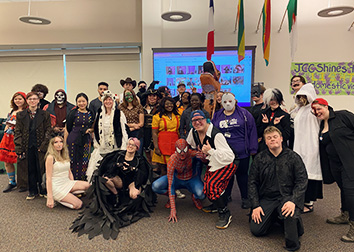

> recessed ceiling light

[
  {"left": 19, "top": 16, "right": 51, "bottom": 25},
  {"left": 161, "top": 11, "right": 191, "bottom": 22},
  {"left": 318, "top": 6, "right": 354, "bottom": 17}
]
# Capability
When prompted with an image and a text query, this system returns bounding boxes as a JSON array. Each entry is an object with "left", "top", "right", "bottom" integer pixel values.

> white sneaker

[{"left": 175, "top": 189, "right": 186, "bottom": 199}]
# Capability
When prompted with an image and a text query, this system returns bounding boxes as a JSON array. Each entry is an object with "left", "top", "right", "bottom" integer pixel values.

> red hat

[
  {"left": 311, "top": 98, "right": 328, "bottom": 108},
  {"left": 16, "top": 91, "right": 27, "bottom": 99}
]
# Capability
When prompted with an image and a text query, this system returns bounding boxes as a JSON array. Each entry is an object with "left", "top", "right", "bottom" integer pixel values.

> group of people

[{"left": 0, "top": 73, "right": 353, "bottom": 249}]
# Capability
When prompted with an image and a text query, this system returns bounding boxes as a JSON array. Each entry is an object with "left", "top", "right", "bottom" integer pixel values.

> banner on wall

[{"left": 290, "top": 62, "right": 354, "bottom": 95}]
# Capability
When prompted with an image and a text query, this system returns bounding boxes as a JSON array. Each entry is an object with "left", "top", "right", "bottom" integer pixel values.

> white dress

[{"left": 52, "top": 161, "right": 77, "bottom": 201}]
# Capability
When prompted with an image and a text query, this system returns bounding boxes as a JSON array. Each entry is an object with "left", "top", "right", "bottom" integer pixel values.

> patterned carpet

[{"left": 0, "top": 174, "right": 352, "bottom": 252}]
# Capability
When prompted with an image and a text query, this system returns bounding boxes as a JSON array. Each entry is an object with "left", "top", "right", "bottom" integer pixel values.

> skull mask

[{"left": 55, "top": 91, "right": 66, "bottom": 105}]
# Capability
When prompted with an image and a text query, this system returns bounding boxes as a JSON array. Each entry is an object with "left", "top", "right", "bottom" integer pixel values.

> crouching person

[
  {"left": 248, "top": 126, "right": 308, "bottom": 251},
  {"left": 186, "top": 110, "right": 236, "bottom": 229}
]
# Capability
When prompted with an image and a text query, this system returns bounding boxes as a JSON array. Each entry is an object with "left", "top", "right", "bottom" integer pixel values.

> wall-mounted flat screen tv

[{"left": 152, "top": 46, "right": 256, "bottom": 107}]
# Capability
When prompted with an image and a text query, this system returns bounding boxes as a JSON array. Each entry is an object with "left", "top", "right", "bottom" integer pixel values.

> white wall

[{"left": 141, "top": 0, "right": 354, "bottom": 112}]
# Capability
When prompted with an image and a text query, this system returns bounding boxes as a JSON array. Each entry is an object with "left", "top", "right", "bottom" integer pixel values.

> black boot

[{"left": 213, "top": 196, "right": 232, "bottom": 229}]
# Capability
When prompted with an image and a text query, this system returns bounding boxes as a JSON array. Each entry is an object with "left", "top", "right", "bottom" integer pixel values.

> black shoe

[
  {"left": 0, "top": 169, "right": 6, "bottom": 174},
  {"left": 202, "top": 204, "right": 218, "bottom": 213},
  {"left": 3, "top": 183, "right": 17, "bottom": 193},
  {"left": 241, "top": 198, "right": 251, "bottom": 209},
  {"left": 18, "top": 187, "right": 27, "bottom": 192},
  {"left": 216, "top": 207, "right": 232, "bottom": 229},
  {"left": 26, "top": 193, "right": 38, "bottom": 200}
]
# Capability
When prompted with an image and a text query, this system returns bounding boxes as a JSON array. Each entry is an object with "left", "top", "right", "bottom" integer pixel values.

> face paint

[
  {"left": 221, "top": 93, "right": 236, "bottom": 111},
  {"left": 125, "top": 92, "right": 134, "bottom": 103}
]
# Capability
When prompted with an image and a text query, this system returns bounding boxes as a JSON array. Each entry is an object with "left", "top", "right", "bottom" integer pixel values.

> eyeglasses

[
  {"left": 191, "top": 118, "right": 205, "bottom": 124},
  {"left": 291, "top": 80, "right": 301, "bottom": 84},
  {"left": 127, "top": 143, "right": 137, "bottom": 148}
]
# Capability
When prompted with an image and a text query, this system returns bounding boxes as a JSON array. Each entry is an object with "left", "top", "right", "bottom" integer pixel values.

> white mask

[
  {"left": 221, "top": 93, "right": 236, "bottom": 111},
  {"left": 55, "top": 91, "right": 65, "bottom": 104}
]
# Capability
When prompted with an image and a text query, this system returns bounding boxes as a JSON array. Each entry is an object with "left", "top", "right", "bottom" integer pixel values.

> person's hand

[
  {"left": 281, "top": 201, "right": 295, "bottom": 217},
  {"left": 201, "top": 140, "right": 211, "bottom": 154},
  {"left": 47, "top": 197, "right": 55, "bottom": 208},
  {"left": 176, "top": 101, "right": 181, "bottom": 107},
  {"left": 273, "top": 115, "right": 285, "bottom": 125},
  {"left": 251, "top": 206, "right": 265, "bottom": 224},
  {"left": 85, "top": 128, "right": 92, "bottom": 134},
  {"left": 129, "top": 186, "right": 141, "bottom": 199},
  {"left": 155, "top": 147, "right": 162, "bottom": 156},
  {"left": 261, "top": 114, "right": 269, "bottom": 124},
  {"left": 191, "top": 87, "right": 197, "bottom": 93},
  {"left": 168, "top": 208, "right": 178, "bottom": 223}
]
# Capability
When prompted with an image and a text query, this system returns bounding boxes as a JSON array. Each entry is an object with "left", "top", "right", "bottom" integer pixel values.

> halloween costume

[
  {"left": 0, "top": 113, "right": 17, "bottom": 164},
  {"left": 70, "top": 150, "right": 156, "bottom": 240},
  {"left": 152, "top": 139, "right": 205, "bottom": 218}
]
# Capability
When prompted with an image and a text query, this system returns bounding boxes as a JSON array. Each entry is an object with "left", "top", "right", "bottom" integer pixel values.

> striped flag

[
  {"left": 207, "top": 0, "right": 214, "bottom": 61},
  {"left": 262, "top": 0, "right": 271, "bottom": 66},
  {"left": 237, "top": 0, "right": 245, "bottom": 62},
  {"left": 287, "top": 0, "right": 297, "bottom": 60}
]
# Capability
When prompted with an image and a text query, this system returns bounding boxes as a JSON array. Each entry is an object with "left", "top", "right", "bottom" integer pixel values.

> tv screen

[{"left": 152, "top": 46, "right": 256, "bottom": 107}]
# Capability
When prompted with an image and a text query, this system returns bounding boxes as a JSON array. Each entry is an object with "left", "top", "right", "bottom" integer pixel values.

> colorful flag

[
  {"left": 237, "top": 0, "right": 245, "bottom": 62},
  {"left": 287, "top": 0, "right": 297, "bottom": 60},
  {"left": 207, "top": 0, "right": 214, "bottom": 61},
  {"left": 262, "top": 0, "right": 271, "bottom": 66}
]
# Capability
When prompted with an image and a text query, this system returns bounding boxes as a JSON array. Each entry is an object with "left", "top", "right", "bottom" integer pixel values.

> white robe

[{"left": 293, "top": 84, "right": 322, "bottom": 180}]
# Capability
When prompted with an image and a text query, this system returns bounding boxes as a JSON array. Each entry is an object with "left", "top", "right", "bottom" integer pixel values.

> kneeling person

[{"left": 248, "top": 126, "right": 308, "bottom": 251}]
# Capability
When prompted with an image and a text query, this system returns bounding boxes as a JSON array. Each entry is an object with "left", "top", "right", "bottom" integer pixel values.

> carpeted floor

[{"left": 0, "top": 174, "right": 352, "bottom": 252}]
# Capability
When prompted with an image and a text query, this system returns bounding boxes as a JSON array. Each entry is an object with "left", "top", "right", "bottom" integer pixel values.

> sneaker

[
  {"left": 341, "top": 221, "right": 354, "bottom": 242},
  {"left": 26, "top": 193, "right": 38, "bottom": 200},
  {"left": 202, "top": 203, "right": 218, "bottom": 213},
  {"left": 175, "top": 190, "right": 186, "bottom": 199},
  {"left": 216, "top": 208, "right": 232, "bottom": 229},
  {"left": 327, "top": 211, "right": 349, "bottom": 224},
  {"left": 192, "top": 195, "right": 203, "bottom": 210},
  {"left": 3, "top": 183, "right": 17, "bottom": 193}
]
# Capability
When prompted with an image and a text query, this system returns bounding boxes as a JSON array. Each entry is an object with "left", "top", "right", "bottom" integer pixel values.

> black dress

[{"left": 70, "top": 150, "right": 156, "bottom": 240}]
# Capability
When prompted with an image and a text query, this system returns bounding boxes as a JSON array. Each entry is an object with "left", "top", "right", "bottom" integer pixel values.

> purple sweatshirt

[{"left": 211, "top": 106, "right": 258, "bottom": 159}]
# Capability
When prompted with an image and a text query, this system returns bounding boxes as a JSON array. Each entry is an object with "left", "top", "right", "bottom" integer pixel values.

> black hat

[{"left": 120, "top": 77, "right": 137, "bottom": 89}]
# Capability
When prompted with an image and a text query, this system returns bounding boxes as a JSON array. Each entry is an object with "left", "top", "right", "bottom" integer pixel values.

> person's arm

[
  {"left": 137, "top": 112, "right": 144, "bottom": 128},
  {"left": 167, "top": 155, "right": 177, "bottom": 222},
  {"left": 152, "top": 115, "right": 161, "bottom": 155},
  {"left": 248, "top": 156, "right": 261, "bottom": 209},
  {"left": 14, "top": 114, "right": 24, "bottom": 156},
  {"left": 205, "top": 133, "right": 234, "bottom": 165},
  {"left": 45, "top": 155, "right": 55, "bottom": 208}
]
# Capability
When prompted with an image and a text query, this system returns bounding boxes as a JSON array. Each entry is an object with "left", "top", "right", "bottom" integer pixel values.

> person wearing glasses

[
  {"left": 14, "top": 92, "right": 52, "bottom": 199},
  {"left": 186, "top": 110, "right": 236, "bottom": 229}
]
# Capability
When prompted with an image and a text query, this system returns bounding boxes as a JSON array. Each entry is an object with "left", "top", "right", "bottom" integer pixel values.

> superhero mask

[
  {"left": 175, "top": 139, "right": 189, "bottom": 160},
  {"left": 221, "top": 93, "right": 236, "bottom": 112}
]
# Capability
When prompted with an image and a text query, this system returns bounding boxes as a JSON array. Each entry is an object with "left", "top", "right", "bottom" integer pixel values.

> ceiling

[{"left": 0, "top": 0, "right": 353, "bottom": 50}]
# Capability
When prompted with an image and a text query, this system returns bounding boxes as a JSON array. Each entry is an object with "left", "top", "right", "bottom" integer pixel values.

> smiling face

[
  {"left": 269, "top": 99, "right": 279, "bottom": 110},
  {"left": 103, "top": 97, "right": 114, "bottom": 110},
  {"left": 177, "top": 85, "right": 186, "bottom": 94},
  {"left": 125, "top": 91, "right": 134, "bottom": 103},
  {"left": 53, "top": 137, "right": 64, "bottom": 152},
  {"left": 312, "top": 104, "right": 329, "bottom": 120},
  {"left": 164, "top": 100, "right": 174, "bottom": 112},
  {"left": 14, "top": 94, "right": 25, "bottom": 109},
  {"left": 181, "top": 93, "right": 190, "bottom": 104},
  {"left": 291, "top": 77, "right": 305, "bottom": 93},
  {"left": 27, "top": 94, "right": 40, "bottom": 109},
  {"left": 127, "top": 139, "right": 138, "bottom": 153},
  {"left": 190, "top": 95, "right": 201, "bottom": 110},
  {"left": 191, "top": 116, "right": 207, "bottom": 132},
  {"left": 147, "top": 94, "right": 157, "bottom": 105},
  {"left": 76, "top": 96, "right": 88, "bottom": 110},
  {"left": 216, "top": 92, "right": 224, "bottom": 104}
]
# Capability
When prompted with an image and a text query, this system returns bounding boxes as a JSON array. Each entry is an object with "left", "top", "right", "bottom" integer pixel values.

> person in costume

[
  {"left": 152, "top": 139, "right": 205, "bottom": 222},
  {"left": 86, "top": 90, "right": 129, "bottom": 182},
  {"left": 31, "top": 83, "right": 50, "bottom": 109},
  {"left": 88, "top": 82, "right": 109, "bottom": 119},
  {"left": 257, "top": 88, "right": 290, "bottom": 152},
  {"left": 186, "top": 110, "right": 236, "bottom": 229},
  {"left": 293, "top": 84, "right": 322, "bottom": 213},
  {"left": 0, "top": 92, "right": 28, "bottom": 193},
  {"left": 199, "top": 61, "right": 221, "bottom": 118},
  {"left": 14, "top": 92, "right": 52, "bottom": 199},
  {"left": 118, "top": 77, "right": 138, "bottom": 104},
  {"left": 70, "top": 138, "right": 155, "bottom": 240},
  {"left": 249, "top": 126, "right": 308, "bottom": 251},
  {"left": 152, "top": 97, "right": 180, "bottom": 176},
  {"left": 65, "top": 93, "right": 94, "bottom": 181},
  {"left": 43, "top": 89, "right": 75, "bottom": 136},
  {"left": 212, "top": 92, "right": 258, "bottom": 209},
  {"left": 312, "top": 98, "right": 354, "bottom": 242},
  {"left": 177, "top": 91, "right": 191, "bottom": 115},
  {"left": 45, "top": 136, "right": 90, "bottom": 209}
]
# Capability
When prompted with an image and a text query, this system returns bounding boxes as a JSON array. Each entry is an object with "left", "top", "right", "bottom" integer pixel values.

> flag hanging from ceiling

[
  {"left": 262, "top": 0, "right": 271, "bottom": 66},
  {"left": 287, "top": 0, "right": 297, "bottom": 60},
  {"left": 237, "top": 0, "right": 245, "bottom": 62},
  {"left": 207, "top": 0, "right": 215, "bottom": 60}
]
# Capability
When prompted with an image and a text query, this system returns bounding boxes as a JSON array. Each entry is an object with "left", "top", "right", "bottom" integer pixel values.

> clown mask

[
  {"left": 175, "top": 139, "right": 189, "bottom": 160},
  {"left": 221, "top": 93, "right": 236, "bottom": 112}
]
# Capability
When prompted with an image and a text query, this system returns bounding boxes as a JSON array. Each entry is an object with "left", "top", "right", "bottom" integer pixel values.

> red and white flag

[{"left": 207, "top": 0, "right": 214, "bottom": 60}]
